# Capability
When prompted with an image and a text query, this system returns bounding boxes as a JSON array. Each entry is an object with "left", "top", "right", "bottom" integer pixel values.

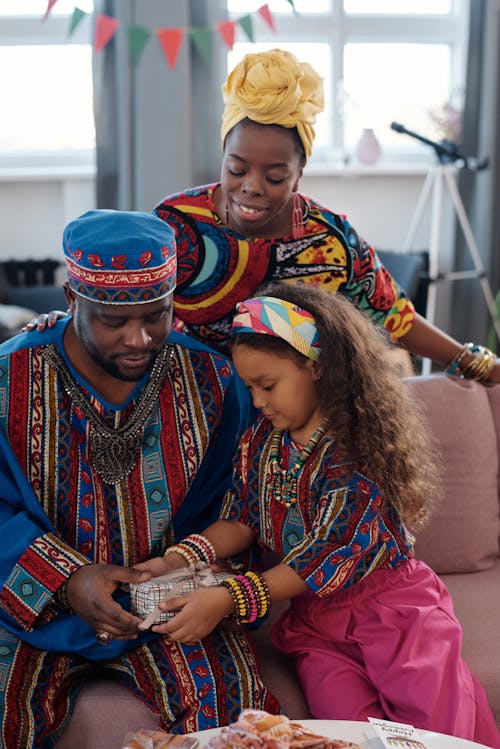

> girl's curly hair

[{"left": 232, "top": 281, "right": 440, "bottom": 530}]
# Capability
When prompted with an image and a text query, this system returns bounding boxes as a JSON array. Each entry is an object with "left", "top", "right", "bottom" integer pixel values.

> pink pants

[{"left": 272, "top": 559, "right": 500, "bottom": 748}]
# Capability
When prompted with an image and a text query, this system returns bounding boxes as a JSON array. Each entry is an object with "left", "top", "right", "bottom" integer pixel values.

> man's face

[{"left": 70, "top": 291, "right": 174, "bottom": 382}]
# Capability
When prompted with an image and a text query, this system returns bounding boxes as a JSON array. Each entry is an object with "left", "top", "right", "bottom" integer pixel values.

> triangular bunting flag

[
  {"left": 68, "top": 7, "right": 86, "bottom": 37},
  {"left": 191, "top": 28, "right": 212, "bottom": 64},
  {"left": 258, "top": 4, "right": 276, "bottom": 32},
  {"left": 43, "top": 0, "right": 59, "bottom": 21},
  {"left": 128, "top": 25, "right": 151, "bottom": 66},
  {"left": 239, "top": 15, "right": 254, "bottom": 42},
  {"left": 217, "top": 20, "right": 236, "bottom": 51},
  {"left": 285, "top": 0, "right": 298, "bottom": 12},
  {"left": 94, "top": 14, "right": 120, "bottom": 52},
  {"left": 157, "top": 28, "right": 185, "bottom": 70}
]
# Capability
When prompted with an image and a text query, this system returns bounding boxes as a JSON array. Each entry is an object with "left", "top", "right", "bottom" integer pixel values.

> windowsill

[
  {"left": 0, "top": 164, "right": 96, "bottom": 182},
  {"left": 304, "top": 161, "right": 433, "bottom": 177},
  {"left": 0, "top": 161, "right": 435, "bottom": 182}
]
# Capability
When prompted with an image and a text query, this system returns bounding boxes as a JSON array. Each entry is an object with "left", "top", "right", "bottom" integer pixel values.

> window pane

[
  {"left": 0, "top": 0, "right": 93, "bottom": 15},
  {"left": 343, "top": 44, "right": 453, "bottom": 155},
  {"left": 229, "top": 0, "right": 329, "bottom": 15},
  {"left": 344, "top": 0, "right": 451, "bottom": 14},
  {"left": 0, "top": 45, "right": 95, "bottom": 151},
  {"left": 229, "top": 42, "right": 332, "bottom": 151}
]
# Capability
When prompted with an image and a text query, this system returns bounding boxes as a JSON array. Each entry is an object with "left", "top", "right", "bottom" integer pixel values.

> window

[
  {"left": 228, "top": 0, "right": 470, "bottom": 166},
  {"left": 0, "top": 0, "right": 95, "bottom": 168}
]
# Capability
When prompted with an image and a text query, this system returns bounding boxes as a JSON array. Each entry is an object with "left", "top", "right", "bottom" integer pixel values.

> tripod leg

[
  {"left": 421, "top": 169, "right": 445, "bottom": 375},
  {"left": 403, "top": 169, "right": 435, "bottom": 251},
  {"left": 444, "top": 170, "right": 500, "bottom": 342}
]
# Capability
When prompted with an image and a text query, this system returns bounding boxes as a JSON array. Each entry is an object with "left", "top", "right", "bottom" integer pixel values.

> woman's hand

[
  {"left": 150, "top": 585, "right": 235, "bottom": 644},
  {"left": 133, "top": 552, "right": 188, "bottom": 577},
  {"left": 486, "top": 359, "right": 500, "bottom": 383},
  {"left": 21, "top": 309, "right": 69, "bottom": 333}
]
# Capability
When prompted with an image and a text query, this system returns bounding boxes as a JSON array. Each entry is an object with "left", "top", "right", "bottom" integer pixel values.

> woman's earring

[
  {"left": 225, "top": 204, "right": 230, "bottom": 226},
  {"left": 292, "top": 193, "right": 306, "bottom": 240}
]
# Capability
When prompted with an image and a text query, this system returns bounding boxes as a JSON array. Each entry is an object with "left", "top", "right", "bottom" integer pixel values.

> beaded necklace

[{"left": 269, "top": 420, "right": 328, "bottom": 508}]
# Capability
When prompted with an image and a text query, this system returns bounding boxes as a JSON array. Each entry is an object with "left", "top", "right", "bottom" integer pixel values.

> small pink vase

[{"left": 356, "top": 128, "right": 381, "bottom": 165}]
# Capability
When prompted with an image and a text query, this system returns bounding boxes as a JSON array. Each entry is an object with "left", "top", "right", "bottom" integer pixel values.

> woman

[
  {"left": 153, "top": 48, "right": 498, "bottom": 382},
  {"left": 31, "top": 49, "right": 499, "bottom": 382}
]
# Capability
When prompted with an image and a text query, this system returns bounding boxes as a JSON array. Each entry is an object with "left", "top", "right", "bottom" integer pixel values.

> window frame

[
  {"left": 228, "top": 0, "right": 471, "bottom": 167},
  {"left": 0, "top": 11, "right": 95, "bottom": 170}
]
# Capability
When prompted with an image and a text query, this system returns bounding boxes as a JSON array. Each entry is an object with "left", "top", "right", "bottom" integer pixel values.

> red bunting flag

[
  {"left": 94, "top": 14, "right": 120, "bottom": 52},
  {"left": 43, "top": 0, "right": 59, "bottom": 21},
  {"left": 258, "top": 4, "right": 276, "bottom": 32},
  {"left": 157, "top": 28, "right": 185, "bottom": 70},
  {"left": 217, "top": 20, "right": 236, "bottom": 51}
]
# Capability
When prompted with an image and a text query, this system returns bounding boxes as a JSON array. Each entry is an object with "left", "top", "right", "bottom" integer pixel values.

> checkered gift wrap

[{"left": 130, "top": 564, "right": 233, "bottom": 625}]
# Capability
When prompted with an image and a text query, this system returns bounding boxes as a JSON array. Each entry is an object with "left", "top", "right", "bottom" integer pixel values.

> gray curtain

[
  {"left": 452, "top": 0, "right": 500, "bottom": 345},
  {"left": 93, "top": 0, "right": 227, "bottom": 212}
]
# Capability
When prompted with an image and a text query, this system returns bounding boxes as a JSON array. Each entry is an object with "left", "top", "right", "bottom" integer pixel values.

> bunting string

[{"left": 41, "top": 1, "right": 298, "bottom": 70}]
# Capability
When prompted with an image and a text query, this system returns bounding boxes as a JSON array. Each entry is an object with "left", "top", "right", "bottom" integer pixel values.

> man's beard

[{"left": 75, "top": 317, "right": 158, "bottom": 382}]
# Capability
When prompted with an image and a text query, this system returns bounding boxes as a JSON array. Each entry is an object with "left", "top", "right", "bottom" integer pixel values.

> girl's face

[
  {"left": 232, "top": 343, "right": 323, "bottom": 445},
  {"left": 220, "top": 121, "right": 304, "bottom": 238}
]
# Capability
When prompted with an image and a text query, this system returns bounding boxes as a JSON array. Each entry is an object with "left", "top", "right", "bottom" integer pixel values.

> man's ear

[{"left": 63, "top": 283, "right": 77, "bottom": 313}]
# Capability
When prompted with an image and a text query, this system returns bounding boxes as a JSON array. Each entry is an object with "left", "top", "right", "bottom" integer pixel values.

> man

[{"left": 0, "top": 210, "right": 278, "bottom": 748}]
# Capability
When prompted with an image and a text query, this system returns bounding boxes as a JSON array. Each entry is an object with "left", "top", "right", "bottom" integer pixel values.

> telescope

[{"left": 390, "top": 121, "right": 488, "bottom": 172}]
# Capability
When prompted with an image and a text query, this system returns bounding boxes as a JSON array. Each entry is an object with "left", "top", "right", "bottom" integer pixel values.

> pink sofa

[{"left": 55, "top": 374, "right": 500, "bottom": 748}]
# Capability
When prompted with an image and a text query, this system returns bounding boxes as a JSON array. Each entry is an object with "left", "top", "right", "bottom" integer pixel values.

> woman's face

[{"left": 220, "top": 121, "right": 304, "bottom": 238}]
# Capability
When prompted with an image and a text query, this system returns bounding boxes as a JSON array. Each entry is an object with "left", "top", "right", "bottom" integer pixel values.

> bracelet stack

[
  {"left": 446, "top": 343, "right": 496, "bottom": 381},
  {"left": 165, "top": 533, "right": 217, "bottom": 566},
  {"left": 222, "top": 571, "right": 271, "bottom": 624}
]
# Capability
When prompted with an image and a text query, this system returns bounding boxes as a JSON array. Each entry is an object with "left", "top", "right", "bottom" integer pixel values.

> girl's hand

[
  {"left": 133, "top": 552, "right": 188, "bottom": 578},
  {"left": 151, "top": 585, "right": 234, "bottom": 643},
  {"left": 21, "top": 309, "right": 69, "bottom": 333}
]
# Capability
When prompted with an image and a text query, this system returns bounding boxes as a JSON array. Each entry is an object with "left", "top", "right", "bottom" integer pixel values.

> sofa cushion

[
  {"left": 442, "top": 561, "right": 500, "bottom": 727},
  {"left": 407, "top": 375, "right": 500, "bottom": 574}
]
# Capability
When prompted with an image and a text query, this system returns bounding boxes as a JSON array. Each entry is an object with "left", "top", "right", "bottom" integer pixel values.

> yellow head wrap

[{"left": 221, "top": 48, "right": 324, "bottom": 161}]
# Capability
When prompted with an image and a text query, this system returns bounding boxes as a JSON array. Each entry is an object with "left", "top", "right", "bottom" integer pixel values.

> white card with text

[{"left": 366, "top": 717, "right": 429, "bottom": 749}]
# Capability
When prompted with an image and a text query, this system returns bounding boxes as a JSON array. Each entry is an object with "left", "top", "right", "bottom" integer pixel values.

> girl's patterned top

[
  {"left": 220, "top": 418, "right": 415, "bottom": 598},
  {"left": 154, "top": 184, "right": 416, "bottom": 356}
]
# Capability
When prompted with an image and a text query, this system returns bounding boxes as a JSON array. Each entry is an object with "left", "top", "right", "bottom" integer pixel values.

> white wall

[
  {"left": 0, "top": 165, "right": 456, "bottom": 329},
  {"left": 0, "top": 169, "right": 96, "bottom": 279}
]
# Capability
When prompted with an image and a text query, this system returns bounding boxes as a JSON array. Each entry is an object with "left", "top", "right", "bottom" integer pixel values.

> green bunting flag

[
  {"left": 239, "top": 14, "right": 254, "bottom": 42},
  {"left": 68, "top": 6, "right": 86, "bottom": 36},
  {"left": 191, "top": 28, "right": 212, "bottom": 64},
  {"left": 128, "top": 25, "right": 151, "bottom": 66}
]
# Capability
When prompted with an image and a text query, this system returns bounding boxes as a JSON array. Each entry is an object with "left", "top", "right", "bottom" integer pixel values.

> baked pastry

[{"left": 206, "top": 710, "right": 363, "bottom": 749}]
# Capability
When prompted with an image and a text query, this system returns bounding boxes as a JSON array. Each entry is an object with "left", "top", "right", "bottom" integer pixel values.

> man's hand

[{"left": 66, "top": 564, "right": 152, "bottom": 641}]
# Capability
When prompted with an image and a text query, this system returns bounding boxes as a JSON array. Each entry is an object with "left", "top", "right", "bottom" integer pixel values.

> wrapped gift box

[{"left": 130, "top": 564, "right": 233, "bottom": 626}]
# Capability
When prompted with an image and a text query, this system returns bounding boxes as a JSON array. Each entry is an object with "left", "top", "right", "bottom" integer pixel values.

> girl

[{"left": 138, "top": 281, "right": 499, "bottom": 747}]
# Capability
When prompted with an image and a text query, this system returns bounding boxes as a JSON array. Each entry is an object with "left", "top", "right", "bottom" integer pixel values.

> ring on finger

[{"left": 95, "top": 631, "right": 112, "bottom": 646}]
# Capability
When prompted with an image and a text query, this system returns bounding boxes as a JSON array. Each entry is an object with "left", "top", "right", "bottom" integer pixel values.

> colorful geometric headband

[
  {"left": 63, "top": 209, "right": 177, "bottom": 305},
  {"left": 232, "top": 296, "right": 322, "bottom": 361}
]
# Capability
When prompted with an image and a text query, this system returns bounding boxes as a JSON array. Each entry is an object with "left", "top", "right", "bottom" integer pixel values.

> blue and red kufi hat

[{"left": 63, "top": 209, "right": 176, "bottom": 304}]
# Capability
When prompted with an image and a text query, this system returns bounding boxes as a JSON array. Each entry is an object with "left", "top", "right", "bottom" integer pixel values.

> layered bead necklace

[{"left": 269, "top": 420, "right": 328, "bottom": 508}]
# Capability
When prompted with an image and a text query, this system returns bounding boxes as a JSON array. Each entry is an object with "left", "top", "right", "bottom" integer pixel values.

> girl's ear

[
  {"left": 305, "top": 359, "right": 322, "bottom": 381},
  {"left": 312, "top": 361, "right": 323, "bottom": 382}
]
